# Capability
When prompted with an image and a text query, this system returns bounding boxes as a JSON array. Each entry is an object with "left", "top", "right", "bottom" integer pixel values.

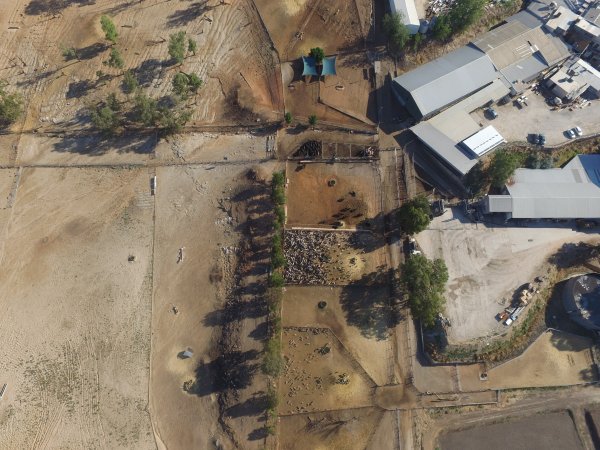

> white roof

[
  {"left": 461, "top": 126, "right": 506, "bottom": 157},
  {"left": 544, "top": 6, "right": 579, "bottom": 34},
  {"left": 389, "top": 0, "right": 420, "bottom": 34}
]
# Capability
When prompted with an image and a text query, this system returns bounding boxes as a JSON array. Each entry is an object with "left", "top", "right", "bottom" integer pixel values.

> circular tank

[{"left": 562, "top": 273, "right": 600, "bottom": 331}]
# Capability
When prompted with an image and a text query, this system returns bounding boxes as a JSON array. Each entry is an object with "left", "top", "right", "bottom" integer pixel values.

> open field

[
  {"left": 486, "top": 330, "right": 596, "bottom": 389},
  {"left": 0, "top": 167, "right": 155, "bottom": 448},
  {"left": 440, "top": 411, "right": 584, "bottom": 450},
  {"left": 0, "top": 0, "right": 282, "bottom": 133},
  {"left": 278, "top": 407, "right": 387, "bottom": 450},
  {"left": 286, "top": 161, "right": 381, "bottom": 228},
  {"left": 282, "top": 285, "right": 398, "bottom": 385},
  {"left": 280, "top": 327, "right": 376, "bottom": 415},
  {"left": 254, "top": 0, "right": 371, "bottom": 61},
  {"left": 416, "top": 207, "right": 600, "bottom": 343}
]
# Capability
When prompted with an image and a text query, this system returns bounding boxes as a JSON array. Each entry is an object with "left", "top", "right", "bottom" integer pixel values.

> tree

[
  {"left": 172, "top": 72, "right": 203, "bottom": 99},
  {"left": 431, "top": 14, "right": 452, "bottom": 41},
  {"left": 133, "top": 92, "right": 160, "bottom": 126},
  {"left": 122, "top": 70, "right": 139, "bottom": 94},
  {"left": 284, "top": 112, "right": 292, "bottom": 125},
  {"left": 105, "top": 47, "right": 124, "bottom": 69},
  {"left": 401, "top": 254, "right": 448, "bottom": 327},
  {"left": 100, "top": 15, "right": 118, "bottom": 44},
  {"left": 0, "top": 80, "right": 23, "bottom": 127},
  {"left": 308, "top": 114, "right": 317, "bottom": 128},
  {"left": 463, "top": 160, "right": 488, "bottom": 197},
  {"left": 61, "top": 45, "right": 77, "bottom": 61},
  {"left": 159, "top": 106, "right": 192, "bottom": 135},
  {"left": 90, "top": 94, "right": 122, "bottom": 135},
  {"left": 488, "top": 150, "right": 519, "bottom": 188},
  {"left": 382, "top": 13, "right": 410, "bottom": 57},
  {"left": 412, "top": 33, "right": 423, "bottom": 52},
  {"left": 168, "top": 31, "right": 187, "bottom": 64},
  {"left": 397, "top": 195, "right": 431, "bottom": 235},
  {"left": 188, "top": 38, "right": 197, "bottom": 55},
  {"left": 309, "top": 47, "right": 325, "bottom": 64},
  {"left": 448, "top": 0, "right": 486, "bottom": 34}
]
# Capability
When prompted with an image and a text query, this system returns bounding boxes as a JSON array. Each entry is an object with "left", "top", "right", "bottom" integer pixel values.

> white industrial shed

[
  {"left": 483, "top": 155, "right": 600, "bottom": 219},
  {"left": 461, "top": 126, "right": 506, "bottom": 157},
  {"left": 389, "top": 0, "right": 420, "bottom": 35}
]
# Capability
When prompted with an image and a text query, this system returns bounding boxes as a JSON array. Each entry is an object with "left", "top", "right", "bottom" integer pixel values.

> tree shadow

[
  {"left": 339, "top": 268, "right": 402, "bottom": 340},
  {"left": 548, "top": 242, "right": 599, "bottom": 268},
  {"left": 188, "top": 350, "right": 260, "bottom": 397},
  {"left": 134, "top": 59, "right": 165, "bottom": 87},
  {"left": 167, "top": 0, "right": 215, "bottom": 27},
  {"left": 226, "top": 391, "right": 268, "bottom": 418},
  {"left": 76, "top": 42, "right": 107, "bottom": 61},
  {"left": 66, "top": 79, "right": 96, "bottom": 99},
  {"left": 24, "top": 0, "right": 94, "bottom": 15},
  {"left": 52, "top": 132, "right": 158, "bottom": 156},
  {"left": 248, "top": 427, "right": 268, "bottom": 441}
]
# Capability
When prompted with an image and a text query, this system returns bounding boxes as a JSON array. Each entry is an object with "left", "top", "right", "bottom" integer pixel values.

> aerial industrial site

[{"left": 0, "top": 0, "right": 599, "bottom": 449}]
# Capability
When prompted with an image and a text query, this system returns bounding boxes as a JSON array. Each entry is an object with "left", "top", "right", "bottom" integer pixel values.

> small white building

[
  {"left": 389, "top": 0, "right": 420, "bottom": 35},
  {"left": 461, "top": 126, "right": 506, "bottom": 157}
]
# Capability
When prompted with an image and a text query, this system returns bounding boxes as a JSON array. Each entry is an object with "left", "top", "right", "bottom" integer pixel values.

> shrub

[
  {"left": 309, "top": 47, "right": 325, "bottom": 64},
  {"left": 168, "top": 31, "right": 187, "bottom": 64},
  {"left": 382, "top": 13, "right": 410, "bottom": 56},
  {"left": 105, "top": 47, "right": 124, "bottom": 69},
  {"left": 0, "top": 80, "right": 23, "bottom": 127},
  {"left": 100, "top": 15, "right": 118, "bottom": 43},
  {"left": 122, "top": 70, "right": 139, "bottom": 94},
  {"left": 262, "top": 337, "right": 284, "bottom": 376},
  {"left": 284, "top": 111, "right": 292, "bottom": 124},
  {"left": 270, "top": 271, "right": 284, "bottom": 288}
]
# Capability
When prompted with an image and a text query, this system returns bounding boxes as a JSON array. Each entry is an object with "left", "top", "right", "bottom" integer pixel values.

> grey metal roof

[
  {"left": 506, "top": 10, "right": 544, "bottom": 29},
  {"left": 393, "top": 45, "right": 497, "bottom": 118},
  {"left": 485, "top": 195, "right": 513, "bottom": 213},
  {"left": 411, "top": 122, "right": 478, "bottom": 175},
  {"left": 501, "top": 53, "right": 549, "bottom": 83},
  {"left": 584, "top": 6, "right": 600, "bottom": 25},
  {"left": 500, "top": 155, "right": 600, "bottom": 218},
  {"left": 472, "top": 21, "right": 531, "bottom": 53}
]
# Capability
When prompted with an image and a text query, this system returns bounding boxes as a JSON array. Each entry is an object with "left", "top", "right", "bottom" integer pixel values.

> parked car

[
  {"left": 567, "top": 128, "right": 576, "bottom": 139},
  {"left": 574, "top": 126, "right": 583, "bottom": 136},
  {"left": 537, "top": 134, "right": 546, "bottom": 145},
  {"left": 529, "top": 133, "right": 539, "bottom": 144}
]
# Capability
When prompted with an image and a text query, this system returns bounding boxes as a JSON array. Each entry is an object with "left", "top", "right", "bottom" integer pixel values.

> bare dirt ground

[
  {"left": 1, "top": 0, "right": 282, "bottom": 133},
  {"left": 278, "top": 407, "right": 386, "bottom": 450},
  {"left": 486, "top": 330, "right": 596, "bottom": 389},
  {"left": 440, "top": 410, "right": 584, "bottom": 450},
  {"left": 285, "top": 161, "right": 381, "bottom": 228},
  {"left": 0, "top": 168, "right": 155, "bottom": 449},
  {"left": 416, "top": 206, "right": 600, "bottom": 343},
  {"left": 254, "top": 0, "right": 372, "bottom": 61},
  {"left": 280, "top": 328, "right": 376, "bottom": 415}
]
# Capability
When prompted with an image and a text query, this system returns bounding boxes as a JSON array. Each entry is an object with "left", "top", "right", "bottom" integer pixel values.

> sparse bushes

[
  {"left": 0, "top": 80, "right": 23, "bottom": 127},
  {"left": 271, "top": 171, "right": 286, "bottom": 205},
  {"left": 262, "top": 337, "right": 284, "bottom": 377},
  {"left": 61, "top": 45, "right": 77, "bottom": 61},
  {"left": 308, "top": 114, "right": 317, "bottom": 128},
  {"left": 284, "top": 111, "right": 292, "bottom": 125}
]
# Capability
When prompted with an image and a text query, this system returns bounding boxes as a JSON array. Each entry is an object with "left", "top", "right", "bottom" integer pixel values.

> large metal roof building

[
  {"left": 392, "top": 45, "right": 498, "bottom": 120},
  {"left": 483, "top": 155, "right": 600, "bottom": 219}
]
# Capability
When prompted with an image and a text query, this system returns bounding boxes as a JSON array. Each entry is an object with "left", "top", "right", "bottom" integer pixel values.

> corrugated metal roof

[
  {"left": 393, "top": 46, "right": 497, "bottom": 118},
  {"left": 461, "top": 125, "right": 506, "bottom": 156},
  {"left": 501, "top": 53, "right": 549, "bottom": 83},
  {"left": 472, "top": 21, "right": 531, "bottom": 52},
  {"left": 506, "top": 10, "right": 544, "bottom": 29},
  {"left": 485, "top": 195, "right": 513, "bottom": 212},
  {"left": 500, "top": 156, "right": 600, "bottom": 218},
  {"left": 411, "top": 122, "right": 478, "bottom": 175}
]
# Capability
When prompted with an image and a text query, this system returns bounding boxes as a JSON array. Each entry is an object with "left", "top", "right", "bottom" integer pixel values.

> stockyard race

[{"left": 1, "top": 0, "right": 600, "bottom": 449}]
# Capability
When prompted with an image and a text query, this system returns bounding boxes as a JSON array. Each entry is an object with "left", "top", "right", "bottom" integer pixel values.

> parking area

[
  {"left": 416, "top": 207, "right": 600, "bottom": 343},
  {"left": 471, "top": 87, "right": 600, "bottom": 146}
]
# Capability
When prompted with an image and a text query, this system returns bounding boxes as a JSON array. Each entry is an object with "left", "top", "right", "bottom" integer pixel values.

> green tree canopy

[
  {"left": 463, "top": 160, "right": 488, "bottom": 197},
  {"left": 105, "top": 47, "right": 124, "bottom": 69},
  {"left": 89, "top": 94, "right": 122, "bottom": 135},
  {"left": 0, "top": 80, "right": 23, "bottom": 127},
  {"left": 401, "top": 254, "right": 448, "bottom": 327},
  {"left": 308, "top": 114, "right": 317, "bottom": 127},
  {"left": 133, "top": 92, "right": 160, "bottom": 126},
  {"left": 488, "top": 150, "right": 519, "bottom": 188},
  {"left": 398, "top": 195, "right": 431, "bottom": 235},
  {"left": 431, "top": 14, "right": 453, "bottom": 41},
  {"left": 188, "top": 38, "right": 197, "bottom": 55},
  {"left": 309, "top": 47, "right": 325, "bottom": 64},
  {"left": 122, "top": 70, "right": 139, "bottom": 94},
  {"left": 382, "top": 13, "right": 410, "bottom": 57},
  {"left": 284, "top": 112, "right": 292, "bottom": 124},
  {"left": 172, "top": 72, "right": 203, "bottom": 99},
  {"left": 448, "top": 0, "right": 486, "bottom": 34},
  {"left": 100, "top": 15, "right": 118, "bottom": 44},
  {"left": 168, "top": 31, "right": 187, "bottom": 64}
]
